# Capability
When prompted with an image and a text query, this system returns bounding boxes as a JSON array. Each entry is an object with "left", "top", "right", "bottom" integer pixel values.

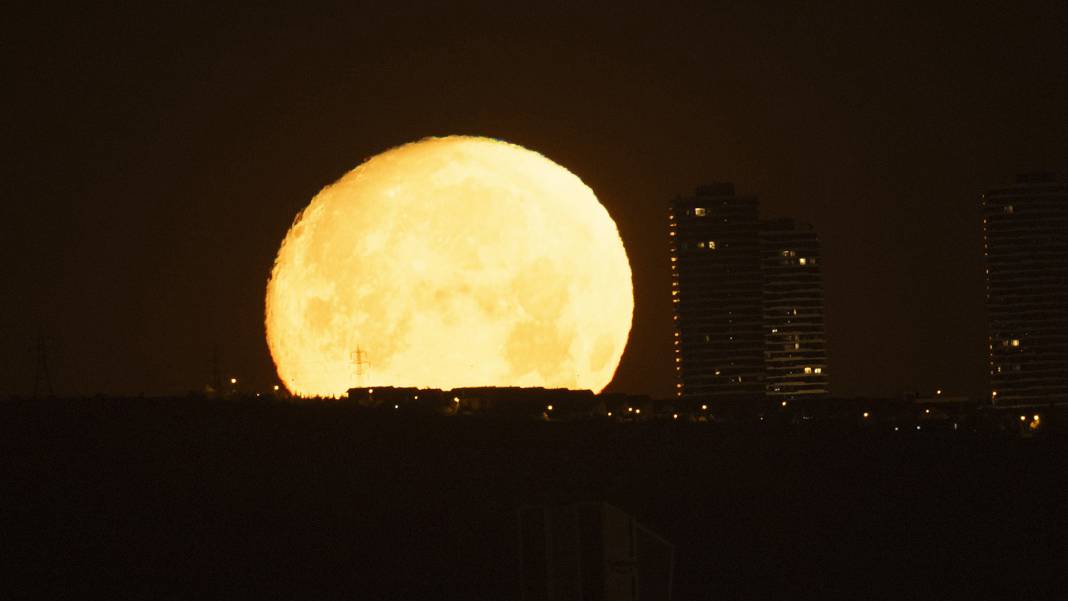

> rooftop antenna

[{"left": 351, "top": 345, "right": 369, "bottom": 389}]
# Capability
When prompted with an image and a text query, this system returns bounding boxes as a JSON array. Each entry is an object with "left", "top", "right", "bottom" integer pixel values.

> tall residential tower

[
  {"left": 982, "top": 173, "right": 1068, "bottom": 407},
  {"left": 670, "top": 184, "right": 765, "bottom": 401},
  {"left": 761, "top": 219, "right": 829, "bottom": 400},
  {"left": 670, "top": 185, "right": 829, "bottom": 405}
]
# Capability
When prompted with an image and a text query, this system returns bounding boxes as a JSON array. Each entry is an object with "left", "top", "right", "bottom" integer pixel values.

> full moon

[{"left": 265, "top": 136, "right": 633, "bottom": 397}]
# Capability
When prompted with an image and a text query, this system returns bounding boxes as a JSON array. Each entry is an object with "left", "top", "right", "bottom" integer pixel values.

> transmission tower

[{"left": 351, "top": 345, "right": 369, "bottom": 389}]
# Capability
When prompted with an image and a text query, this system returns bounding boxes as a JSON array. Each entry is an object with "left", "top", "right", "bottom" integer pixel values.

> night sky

[{"left": 4, "top": 3, "right": 1066, "bottom": 399}]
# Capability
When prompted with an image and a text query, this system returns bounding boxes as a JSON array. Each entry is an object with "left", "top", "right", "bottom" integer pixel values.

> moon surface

[{"left": 265, "top": 136, "right": 633, "bottom": 397}]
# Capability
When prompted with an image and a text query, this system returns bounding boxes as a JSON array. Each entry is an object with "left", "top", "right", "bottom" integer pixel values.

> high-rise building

[
  {"left": 760, "top": 219, "right": 829, "bottom": 399},
  {"left": 982, "top": 172, "right": 1068, "bottom": 408},
  {"left": 669, "top": 184, "right": 765, "bottom": 401}
]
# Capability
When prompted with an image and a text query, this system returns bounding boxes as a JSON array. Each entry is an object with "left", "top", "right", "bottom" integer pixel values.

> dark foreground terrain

[{"left": 3, "top": 397, "right": 1066, "bottom": 599}]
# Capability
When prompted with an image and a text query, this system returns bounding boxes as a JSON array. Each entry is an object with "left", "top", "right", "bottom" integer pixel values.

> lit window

[
  {"left": 799, "top": 257, "right": 807, "bottom": 266},
  {"left": 697, "top": 241, "right": 706, "bottom": 248},
  {"left": 714, "top": 369, "right": 720, "bottom": 375},
  {"left": 1011, "top": 339, "right": 1020, "bottom": 347},
  {"left": 803, "top": 366, "right": 813, "bottom": 374},
  {"left": 694, "top": 207, "right": 706, "bottom": 216},
  {"left": 708, "top": 240, "right": 716, "bottom": 249},
  {"left": 814, "top": 367, "right": 822, "bottom": 374},
  {"left": 771, "top": 328, "right": 778, "bottom": 334}
]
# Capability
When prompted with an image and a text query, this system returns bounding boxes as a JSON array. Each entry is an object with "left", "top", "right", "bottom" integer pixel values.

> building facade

[
  {"left": 761, "top": 219, "right": 829, "bottom": 399},
  {"left": 669, "top": 184, "right": 766, "bottom": 401},
  {"left": 982, "top": 173, "right": 1068, "bottom": 407}
]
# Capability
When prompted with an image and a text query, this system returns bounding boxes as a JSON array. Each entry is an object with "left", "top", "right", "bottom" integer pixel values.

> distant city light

[
  {"left": 230, "top": 377, "right": 237, "bottom": 385},
  {"left": 863, "top": 412, "right": 870, "bottom": 419},
  {"left": 546, "top": 405, "right": 553, "bottom": 411},
  {"left": 273, "top": 385, "right": 279, "bottom": 391}
]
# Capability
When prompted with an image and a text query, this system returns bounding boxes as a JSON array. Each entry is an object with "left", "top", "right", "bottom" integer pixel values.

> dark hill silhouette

[{"left": 2, "top": 397, "right": 1065, "bottom": 599}]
